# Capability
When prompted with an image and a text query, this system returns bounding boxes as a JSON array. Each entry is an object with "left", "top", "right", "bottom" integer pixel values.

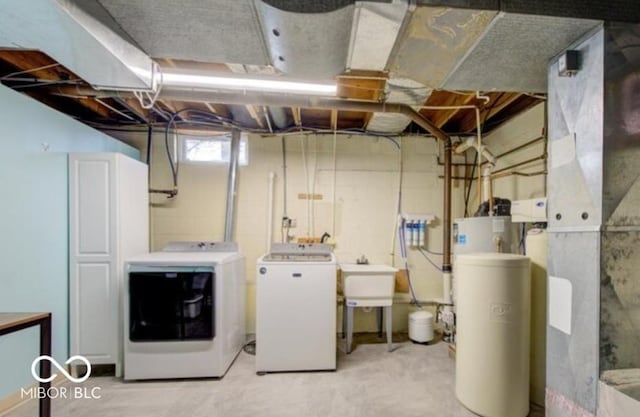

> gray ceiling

[
  {"left": 417, "top": 0, "right": 640, "bottom": 23},
  {"left": 90, "top": 0, "right": 603, "bottom": 93},
  {"left": 97, "top": 0, "right": 269, "bottom": 65},
  {"left": 443, "top": 13, "right": 600, "bottom": 92}
]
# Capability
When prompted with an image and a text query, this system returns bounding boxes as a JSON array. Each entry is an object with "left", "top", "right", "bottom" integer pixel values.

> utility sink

[{"left": 341, "top": 264, "right": 398, "bottom": 307}]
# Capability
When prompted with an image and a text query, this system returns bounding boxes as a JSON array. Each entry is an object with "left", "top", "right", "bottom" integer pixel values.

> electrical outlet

[{"left": 281, "top": 218, "right": 297, "bottom": 228}]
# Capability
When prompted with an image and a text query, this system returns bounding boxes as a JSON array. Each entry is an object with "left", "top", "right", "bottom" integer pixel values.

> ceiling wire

[
  {"left": 0, "top": 63, "right": 61, "bottom": 79},
  {"left": 9, "top": 79, "right": 83, "bottom": 89}
]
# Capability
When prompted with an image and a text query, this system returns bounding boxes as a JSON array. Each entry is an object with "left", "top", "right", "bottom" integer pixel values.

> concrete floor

[{"left": 5, "top": 337, "right": 544, "bottom": 417}]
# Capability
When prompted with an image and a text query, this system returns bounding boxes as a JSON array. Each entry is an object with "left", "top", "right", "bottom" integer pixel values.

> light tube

[{"left": 161, "top": 71, "right": 336, "bottom": 95}]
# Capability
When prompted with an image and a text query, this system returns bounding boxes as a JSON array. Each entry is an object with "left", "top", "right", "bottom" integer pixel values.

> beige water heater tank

[{"left": 455, "top": 253, "right": 531, "bottom": 417}]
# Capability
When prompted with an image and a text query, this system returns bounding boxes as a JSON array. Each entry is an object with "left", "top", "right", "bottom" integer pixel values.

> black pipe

[
  {"left": 146, "top": 124, "right": 152, "bottom": 188},
  {"left": 442, "top": 140, "right": 452, "bottom": 272}
]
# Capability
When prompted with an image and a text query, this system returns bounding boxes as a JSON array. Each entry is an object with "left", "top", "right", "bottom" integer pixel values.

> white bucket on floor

[{"left": 409, "top": 311, "right": 434, "bottom": 343}]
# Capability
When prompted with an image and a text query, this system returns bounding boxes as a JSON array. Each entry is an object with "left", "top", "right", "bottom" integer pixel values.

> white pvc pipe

[
  {"left": 390, "top": 142, "right": 403, "bottom": 265},
  {"left": 310, "top": 135, "right": 318, "bottom": 238},
  {"left": 331, "top": 130, "right": 337, "bottom": 236},
  {"left": 443, "top": 271, "right": 453, "bottom": 305},
  {"left": 482, "top": 164, "right": 493, "bottom": 210},
  {"left": 266, "top": 171, "right": 276, "bottom": 252},
  {"left": 301, "top": 136, "right": 311, "bottom": 238}
]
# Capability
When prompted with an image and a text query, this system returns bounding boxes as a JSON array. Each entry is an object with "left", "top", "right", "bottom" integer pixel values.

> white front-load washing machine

[{"left": 124, "top": 242, "right": 245, "bottom": 380}]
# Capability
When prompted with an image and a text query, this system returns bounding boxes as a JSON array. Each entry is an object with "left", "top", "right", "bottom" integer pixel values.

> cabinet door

[
  {"left": 69, "top": 155, "right": 116, "bottom": 363},
  {"left": 74, "top": 263, "right": 113, "bottom": 359}
]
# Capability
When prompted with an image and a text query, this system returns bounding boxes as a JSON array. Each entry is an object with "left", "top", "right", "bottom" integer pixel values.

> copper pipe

[
  {"left": 492, "top": 155, "right": 546, "bottom": 175},
  {"left": 442, "top": 171, "right": 547, "bottom": 180},
  {"left": 436, "top": 157, "right": 477, "bottom": 167},
  {"left": 495, "top": 135, "right": 545, "bottom": 159},
  {"left": 492, "top": 170, "right": 547, "bottom": 180}
]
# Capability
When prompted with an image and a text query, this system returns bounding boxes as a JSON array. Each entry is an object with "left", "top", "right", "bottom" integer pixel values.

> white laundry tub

[{"left": 341, "top": 264, "right": 398, "bottom": 307}]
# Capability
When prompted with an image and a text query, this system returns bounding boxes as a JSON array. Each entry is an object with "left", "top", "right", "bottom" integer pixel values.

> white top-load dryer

[
  {"left": 256, "top": 243, "right": 337, "bottom": 373},
  {"left": 124, "top": 242, "right": 245, "bottom": 380}
]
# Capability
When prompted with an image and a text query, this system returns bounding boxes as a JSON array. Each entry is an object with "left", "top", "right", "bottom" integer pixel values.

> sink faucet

[{"left": 356, "top": 255, "right": 369, "bottom": 265}]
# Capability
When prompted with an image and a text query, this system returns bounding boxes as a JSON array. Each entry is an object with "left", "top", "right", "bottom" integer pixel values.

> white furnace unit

[
  {"left": 256, "top": 243, "right": 337, "bottom": 373},
  {"left": 124, "top": 242, "right": 245, "bottom": 380}
]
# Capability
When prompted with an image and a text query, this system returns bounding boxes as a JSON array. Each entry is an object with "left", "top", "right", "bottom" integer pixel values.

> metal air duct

[{"left": 0, "top": 0, "right": 156, "bottom": 90}]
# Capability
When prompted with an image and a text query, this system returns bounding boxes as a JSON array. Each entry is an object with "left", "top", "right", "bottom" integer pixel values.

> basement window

[{"left": 180, "top": 134, "right": 248, "bottom": 165}]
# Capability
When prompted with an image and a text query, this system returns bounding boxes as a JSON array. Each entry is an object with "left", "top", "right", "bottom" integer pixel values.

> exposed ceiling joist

[
  {"left": 457, "top": 92, "right": 522, "bottom": 132},
  {"left": 113, "top": 97, "right": 148, "bottom": 122},
  {"left": 330, "top": 109, "right": 338, "bottom": 130},
  {"left": 245, "top": 105, "right": 265, "bottom": 129},
  {"left": 0, "top": 50, "right": 69, "bottom": 82},
  {"left": 292, "top": 107, "right": 302, "bottom": 127},
  {"left": 423, "top": 92, "right": 477, "bottom": 128},
  {"left": 158, "top": 99, "right": 177, "bottom": 114},
  {"left": 204, "top": 102, "right": 218, "bottom": 114}
]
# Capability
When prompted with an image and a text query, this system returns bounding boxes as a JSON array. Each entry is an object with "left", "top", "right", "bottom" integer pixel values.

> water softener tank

[{"left": 455, "top": 253, "right": 531, "bottom": 417}]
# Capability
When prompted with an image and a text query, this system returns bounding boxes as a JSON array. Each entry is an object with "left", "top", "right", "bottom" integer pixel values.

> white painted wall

[
  {"left": 120, "top": 131, "right": 466, "bottom": 333},
  {"left": 469, "top": 102, "right": 547, "bottom": 206},
  {"left": 0, "top": 84, "right": 138, "bottom": 403},
  {"left": 115, "top": 102, "right": 545, "bottom": 335}
]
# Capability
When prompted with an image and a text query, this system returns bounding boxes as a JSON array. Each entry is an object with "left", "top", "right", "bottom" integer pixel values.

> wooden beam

[
  {"left": 204, "top": 102, "right": 218, "bottom": 114},
  {"left": 330, "top": 109, "right": 338, "bottom": 131},
  {"left": 245, "top": 105, "right": 265, "bottom": 129},
  {"left": 114, "top": 97, "right": 148, "bottom": 122},
  {"left": 262, "top": 106, "right": 274, "bottom": 133},
  {"left": 292, "top": 107, "right": 301, "bottom": 127},
  {"left": 77, "top": 97, "right": 112, "bottom": 119},
  {"left": 362, "top": 111, "right": 374, "bottom": 130},
  {"left": 203, "top": 102, "right": 233, "bottom": 120},
  {"left": 456, "top": 93, "right": 522, "bottom": 133},
  {"left": 158, "top": 99, "right": 177, "bottom": 114},
  {"left": 430, "top": 93, "right": 477, "bottom": 128},
  {"left": 23, "top": 90, "right": 110, "bottom": 121},
  {"left": 0, "top": 51, "right": 64, "bottom": 80}
]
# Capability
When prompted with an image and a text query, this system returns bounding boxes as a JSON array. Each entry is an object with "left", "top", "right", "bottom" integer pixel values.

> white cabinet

[{"left": 69, "top": 153, "right": 148, "bottom": 376}]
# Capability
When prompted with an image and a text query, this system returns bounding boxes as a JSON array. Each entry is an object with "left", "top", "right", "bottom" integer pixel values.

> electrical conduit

[{"left": 224, "top": 129, "right": 241, "bottom": 242}]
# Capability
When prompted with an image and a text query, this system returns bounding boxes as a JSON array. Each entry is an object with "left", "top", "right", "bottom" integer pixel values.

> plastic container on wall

[{"left": 455, "top": 253, "right": 531, "bottom": 417}]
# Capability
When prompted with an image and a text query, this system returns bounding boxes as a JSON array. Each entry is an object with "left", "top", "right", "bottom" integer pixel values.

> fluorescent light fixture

[{"left": 161, "top": 71, "right": 336, "bottom": 95}]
